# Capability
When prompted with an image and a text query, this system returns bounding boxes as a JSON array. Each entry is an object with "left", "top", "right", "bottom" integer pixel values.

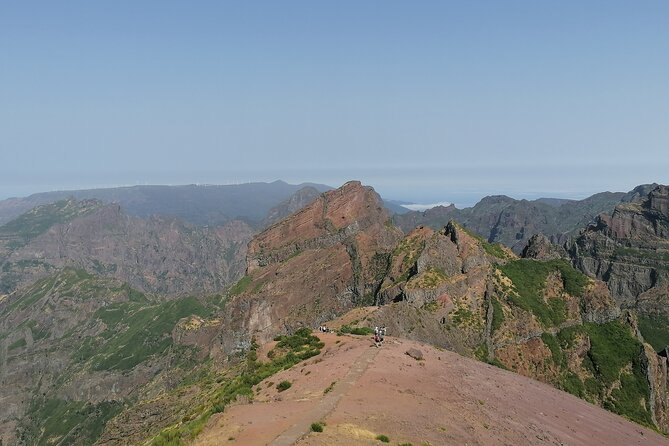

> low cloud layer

[{"left": 402, "top": 201, "right": 452, "bottom": 211}]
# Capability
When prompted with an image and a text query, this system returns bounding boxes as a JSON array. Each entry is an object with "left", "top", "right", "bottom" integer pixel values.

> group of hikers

[
  {"left": 315, "top": 324, "right": 387, "bottom": 347},
  {"left": 373, "top": 326, "right": 387, "bottom": 347}
]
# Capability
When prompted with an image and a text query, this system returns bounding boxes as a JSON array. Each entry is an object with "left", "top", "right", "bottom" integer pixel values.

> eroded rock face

[
  {"left": 522, "top": 233, "right": 567, "bottom": 260},
  {"left": 642, "top": 342, "right": 669, "bottom": 432},
  {"left": 568, "top": 185, "right": 669, "bottom": 318},
  {"left": 0, "top": 203, "right": 254, "bottom": 296},
  {"left": 369, "top": 221, "right": 498, "bottom": 354}
]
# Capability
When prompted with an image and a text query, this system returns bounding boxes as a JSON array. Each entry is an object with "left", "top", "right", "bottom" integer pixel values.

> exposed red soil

[{"left": 195, "top": 333, "right": 669, "bottom": 446}]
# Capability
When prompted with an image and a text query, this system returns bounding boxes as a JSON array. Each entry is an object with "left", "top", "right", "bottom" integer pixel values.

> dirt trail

[
  {"left": 268, "top": 344, "right": 379, "bottom": 446},
  {"left": 196, "top": 333, "right": 669, "bottom": 446}
]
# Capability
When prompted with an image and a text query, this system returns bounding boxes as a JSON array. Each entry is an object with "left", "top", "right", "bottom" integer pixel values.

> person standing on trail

[{"left": 374, "top": 332, "right": 381, "bottom": 347}]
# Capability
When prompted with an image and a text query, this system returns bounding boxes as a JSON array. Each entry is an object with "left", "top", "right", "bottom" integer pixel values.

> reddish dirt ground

[{"left": 195, "top": 333, "right": 669, "bottom": 446}]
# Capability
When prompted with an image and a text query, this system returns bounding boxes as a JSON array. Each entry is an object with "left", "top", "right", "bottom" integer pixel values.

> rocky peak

[
  {"left": 247, "top": 180, "right": 391, "bottom": 272},
  {"left": 646, "top": 185, "right": 669, "bottom": 217},
  {"left": 521, "top": 233, "right": 567, "bottom": 260}
]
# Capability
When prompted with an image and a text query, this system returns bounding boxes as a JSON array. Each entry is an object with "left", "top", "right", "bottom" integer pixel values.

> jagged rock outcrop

[
  {"left": 0, "top": 200, "right": 254, "bottom": 296},
  {"left": 521, "top": 233, "right": 567, "bottom": 260},
  {"left": 369, "top": 221, "right": 499, "bottom": 354}
]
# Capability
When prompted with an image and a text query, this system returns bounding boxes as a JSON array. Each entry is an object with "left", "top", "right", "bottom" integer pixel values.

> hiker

[
  {"left": 374, "top": 332, "right": 382, "bottom": 348},
  {"left": 374, "top": 326, "right": 379, "bottom": 335}
]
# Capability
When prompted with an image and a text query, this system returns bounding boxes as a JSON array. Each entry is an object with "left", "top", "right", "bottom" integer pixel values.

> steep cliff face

[
  {"left": 0, "top": 200, "right": 254, "bottom": 296},
  {"left": 568, "top": 185, "right": 669, "bottom": 322},
  {"left": 217, "top": 181, "right": 402, "bottom": 351}
]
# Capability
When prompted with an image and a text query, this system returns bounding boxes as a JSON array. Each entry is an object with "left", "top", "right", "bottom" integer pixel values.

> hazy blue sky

[{"left": 1, "top": 1, "right": 667, "bottom": 205}]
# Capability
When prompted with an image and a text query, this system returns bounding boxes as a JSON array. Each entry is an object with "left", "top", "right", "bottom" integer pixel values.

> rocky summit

[{"left": 0, "top": 181, "right": 668, "bottom": 445}]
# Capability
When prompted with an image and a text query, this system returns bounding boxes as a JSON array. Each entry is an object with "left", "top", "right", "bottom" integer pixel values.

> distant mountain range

[
  {"left": 394, "top": 184, "right": 657, "bottom": 253},
  {"left": 0, "top": 181, "right": 333, "bottom": 227}
]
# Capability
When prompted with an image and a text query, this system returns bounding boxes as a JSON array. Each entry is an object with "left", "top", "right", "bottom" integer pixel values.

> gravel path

[{"left": 268, "top": 344, "right": 380, "bottom": 446}]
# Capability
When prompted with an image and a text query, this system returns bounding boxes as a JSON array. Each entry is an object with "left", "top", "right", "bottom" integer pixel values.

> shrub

[
  {"left": 338, "top": 325, "right": 374, "bottom": 335},
  {"left": 375, "top": 434, "right": 390, "bottom": 442},
  {"left": 276, "top": 380, "right": 292, "bottom": 392},
  {"left": 310, "top": 422, "right": 324, "bottom": 432},
  {"left": 323, "top": 381, "right": 336, "bottom": 394}
]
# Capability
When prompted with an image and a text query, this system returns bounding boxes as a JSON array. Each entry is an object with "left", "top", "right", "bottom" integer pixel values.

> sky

[{"left": 1, "top": 1, "right": 668, "bottom": 205}]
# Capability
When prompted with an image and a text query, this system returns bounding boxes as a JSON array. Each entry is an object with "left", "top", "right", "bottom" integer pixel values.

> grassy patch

[
  {"left": 450, "top": 306, "right": 477, "bottom": 327},
  {"left": 76, "top": 297, "right": 211, "bottom": 371},
  {"left": 8, "top": 337, "right": 26, "bottom": 351},
  {"left": 560, "top": 372, "right": 585, "bottom": 398},
  {"left": 490, "top": 297, "right": 505, "bottom": 333},
  {"left": 541, "top": 332, "right": 565, "bottom": 367},
  {"left": 637, "top": 314, "right": 669, "bottom": 352},
  {"left": 6, "top": 268, "right": 144, "bottom": 314},
  {"left": 498, "top": 259, "right": 587, "bottom": 326},
  {"left": 474, "top": 344, "right": 488, "bottom": 361},
  {"left": 422, "top": 300, "right": 439, "bottom": 313},
  {"left": 338, "top": 325, "right": 373, "bottom": 336},
  {"left": 228, "top": 276, "right": 252, "bottom": 296},
  {"left": 21, "top": 398, "right": 123, "bottom": 446},
  {"left": 583, "top": 321, "right": 642, "bottom": 386},
  {"left": 556, "top": 325, "right": 585, "bottom": 349},
  {"left": 614, "top": 247, "right": 669, "bottom": 263},
  {"left": 582, "top": 321, "right": 653, "bottom": 426},
  {"left": 406, "top": 267, "right": 448, "bottom": 289},
  {"left": 606, "top": 369, "right": 653, "bottom": 427}
]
